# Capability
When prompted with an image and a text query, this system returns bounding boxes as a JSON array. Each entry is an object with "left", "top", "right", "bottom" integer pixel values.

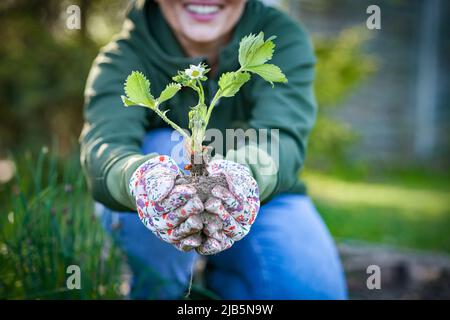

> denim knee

[{"left": 205, "top": 194, "right": 348, "bottom": 300}]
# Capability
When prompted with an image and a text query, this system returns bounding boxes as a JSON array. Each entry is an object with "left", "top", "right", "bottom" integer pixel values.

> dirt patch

[
  {"left": 339, "top": 241, "right": 450, "bottom": 299},
  {"left": 176, "top": 152, "right": 228, "bottom": 202}
]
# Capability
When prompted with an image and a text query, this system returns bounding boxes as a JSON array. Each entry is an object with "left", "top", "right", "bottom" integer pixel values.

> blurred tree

[
  {"left": 306, "top": 28, "right": 377, "bottom": 172},
  {"left": 0, "top": 0, "right": 127, "bottom": 156}
]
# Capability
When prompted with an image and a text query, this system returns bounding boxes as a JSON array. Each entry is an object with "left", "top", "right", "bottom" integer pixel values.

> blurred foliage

[
  {"left": 0, "top": 0, "right": 127, "bottom": 156},
  {"left": 314, "top": 29, "right": 376, "bottom": 106},
  {"left": 0, "top": 148, "right": 125, "bottom": 299},
  {"left": 0, "top": 147, "right": 224, "bottom": 299},
  {"left": 0, "top": 0, "right": 130, "bottom": 299},
  {"left": 307, "top": 28, "right": 377, "bottom": 172}
]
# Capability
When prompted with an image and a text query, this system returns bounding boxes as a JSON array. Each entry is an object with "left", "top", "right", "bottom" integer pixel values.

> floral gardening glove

[
  {"left": 129, "top": 156, "right": 204, "bottom": 251},
  {"left": 198, "top": 159, "right": 260, "bottom": 255}
]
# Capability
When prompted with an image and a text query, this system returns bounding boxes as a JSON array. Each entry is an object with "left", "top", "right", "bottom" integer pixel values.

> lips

[{"left": 183, "top": 1, "right": 224, "bottom": 23}]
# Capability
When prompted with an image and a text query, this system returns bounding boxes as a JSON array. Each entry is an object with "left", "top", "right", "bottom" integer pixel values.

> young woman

[{"left": 80, "top": 0, "right": 347, "bottom": 299}]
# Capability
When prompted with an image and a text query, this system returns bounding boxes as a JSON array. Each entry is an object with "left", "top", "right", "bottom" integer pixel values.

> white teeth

[{"left": 186, "top": 4, "right": 220, "bottom": 15}]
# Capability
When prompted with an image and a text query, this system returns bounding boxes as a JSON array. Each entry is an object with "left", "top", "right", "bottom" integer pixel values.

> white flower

[{"left": 184, "top": 64, "right": 205, "bottom": 79}]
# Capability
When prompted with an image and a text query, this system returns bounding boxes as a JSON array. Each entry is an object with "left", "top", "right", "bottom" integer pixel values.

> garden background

[{"left": 0, "top": 0, "right": 449, "bottom": 299}]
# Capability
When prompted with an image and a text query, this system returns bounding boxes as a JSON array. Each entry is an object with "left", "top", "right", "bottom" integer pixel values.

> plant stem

[
  {"left": 197, "top": 79, "right": 205, "bottom": 105},
  {"left": 205, "top": 90, "right": 222, "bottom": 125},
  {"left": 205, "top": 67, "right": 245, "bottom": 126},
  {"left": 153, "top": 103, "right": 191, "bottom": 142}
]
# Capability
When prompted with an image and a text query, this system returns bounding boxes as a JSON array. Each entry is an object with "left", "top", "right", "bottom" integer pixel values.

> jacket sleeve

[
  {"left": 79, "top": 39, "right": 157, "bottom": 212},
  {"left": 246, "top": 16, "right": 317, "bottom": 201}
]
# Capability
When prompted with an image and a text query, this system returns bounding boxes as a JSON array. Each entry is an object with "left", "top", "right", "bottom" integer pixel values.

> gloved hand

[
  {"left": 129, "top": 155, "right": 204, "bottom": 251},
  {"left": 198, "top": 159, "right": 260, "bottom": 255}
]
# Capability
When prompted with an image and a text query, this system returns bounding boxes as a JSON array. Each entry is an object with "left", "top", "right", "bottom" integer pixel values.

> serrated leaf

[
  {"left": 238, "top": 32, "right": 277, "bottom": 68},
  {"left": 248, "top": 36, "right": 275, "bottom": 67},
  {"left": 158, "top": 83, "right": 181, "bottom": 103},
  {"left": 246, "top": 64, "right": 287, "bottom": 86},
  {"left": 123, "top": 71, "right": 156, "bottom": 107},
  {"left": 121, "top": 96, "right": 152, "bottom": 109},
  {"left": 238, "top": 33, "right": 263, "bottom": 68},
  {"left": 121, "top": 95, "right": 136, "bottom": 107},
  {"left": 218, "top": 71, "right": 251, "bottom": 97}
]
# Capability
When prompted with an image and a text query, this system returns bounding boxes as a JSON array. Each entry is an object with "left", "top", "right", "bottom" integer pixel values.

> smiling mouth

[{"left": 185, "top": 3, "right": 223, "bottom": 16}]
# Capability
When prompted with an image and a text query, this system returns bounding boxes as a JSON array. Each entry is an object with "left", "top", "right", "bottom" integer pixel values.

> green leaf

[
  {"left": 246, "top": 64, "right": 287, "bottom": 85},
  {"left": 158, "top": 83, "right": 181, "bottom": 103},
  {"left": 123, "top": 71, "right": 156, "bottom": 107},
  {"left": 238, "top": 33, "right": 263, "bottom": 68},
  {"left": 218, "top": 71, "right": 251, "bottom": 97},
  {"left": 172, "top": 72, "right": 190, "bottom": 86},
  {"left": 249, "top": 36, "right": 275, "bottom": 67},
  {"left": 121, "top": 96, "right": 137, "bottom": 107},
  {"left": 238, "top": 32, "right": 276, "bottom": 68}
]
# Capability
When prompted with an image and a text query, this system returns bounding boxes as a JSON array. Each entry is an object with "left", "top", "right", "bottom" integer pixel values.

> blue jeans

[{"left": 97, "top": 128, "right": 348, "bottom": 299}]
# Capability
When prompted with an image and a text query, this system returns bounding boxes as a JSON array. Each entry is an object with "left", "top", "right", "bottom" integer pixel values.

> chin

[{"left": 183, "top": 27, "right": 224, "bottom": 43}]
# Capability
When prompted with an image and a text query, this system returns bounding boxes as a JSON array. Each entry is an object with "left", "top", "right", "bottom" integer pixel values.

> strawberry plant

[{"left": 121, "top": 32, "right": 287, "bottom": 200}]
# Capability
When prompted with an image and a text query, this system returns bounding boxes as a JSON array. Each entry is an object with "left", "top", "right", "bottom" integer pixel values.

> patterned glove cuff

[
  {"left": 225, "top": 144, "right": 278, "bottom": 202},
  {"left": 129, "top": 155, "right": 180, "bottom": 199}
]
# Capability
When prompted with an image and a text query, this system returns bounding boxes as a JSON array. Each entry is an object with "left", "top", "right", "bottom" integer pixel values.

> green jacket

[{"left": 80, "top": 0, "right": 317, "bottom": 212}]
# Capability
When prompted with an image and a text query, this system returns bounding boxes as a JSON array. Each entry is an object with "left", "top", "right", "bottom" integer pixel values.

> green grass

[
  {"left": 0, "top": 148, "right": 125, "bottom": 299},
  {"left": 0, "top": 148, "right": 220, "bottom": 300},
  {"left": 303, "top": 171, "right": 450, "bottom": 253}
]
